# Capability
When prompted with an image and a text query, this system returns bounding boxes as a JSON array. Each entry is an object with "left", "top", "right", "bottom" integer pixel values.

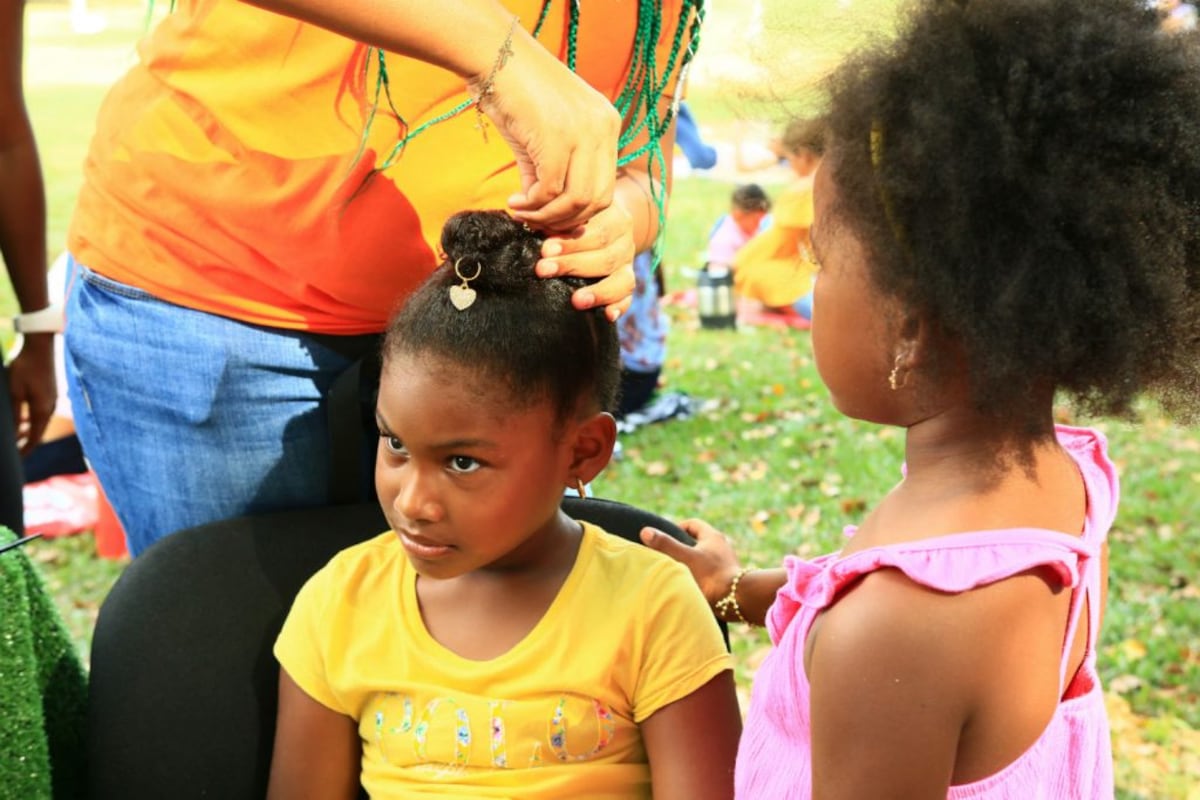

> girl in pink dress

[{"left": 642, "top": 0, "right": 1200, "bottom": 796}]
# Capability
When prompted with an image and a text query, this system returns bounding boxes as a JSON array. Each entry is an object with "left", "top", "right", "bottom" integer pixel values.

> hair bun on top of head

[
  {"left": 385, "top": 209, "right": 621, "bottom": 418},
  {"left": 439, "top": 210, "right": 545, "bottom": 292}
]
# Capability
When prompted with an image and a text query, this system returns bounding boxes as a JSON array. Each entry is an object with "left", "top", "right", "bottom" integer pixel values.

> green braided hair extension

[
  {"left": 144, "top": 0, "right": 705, "bottom": 247},
  {"left": 610, "top": 0, "right": 706, "bottom": 256},
  {"left": 357, "top": 0, "right": 706, "bottom": 253},
  {"left": 363, "top": 1, "right": 555, "bottom": 172},
  {"left": 143, "top": 0, "right": 176, "bottom": 30}
]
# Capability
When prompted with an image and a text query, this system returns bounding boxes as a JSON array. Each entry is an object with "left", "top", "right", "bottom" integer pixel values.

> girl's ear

[
  {"left": 894, "top": 313, "right": 922, "bottom": 371},
  {"left": 566, "top": 412, "right": 617, "bottom": 487}
]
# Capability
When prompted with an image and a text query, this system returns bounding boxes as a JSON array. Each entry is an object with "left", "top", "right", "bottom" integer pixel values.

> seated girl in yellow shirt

[
  {"left": 733, "top": 118, "right": 826, "bottom": 316},
  {"left": 269, "top": 210, "right": 740, "bottom": 800}
]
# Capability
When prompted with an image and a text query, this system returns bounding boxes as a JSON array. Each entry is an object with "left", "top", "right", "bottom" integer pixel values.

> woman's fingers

[
  {"left": 510, "top": 140, "right": 618, "bottom": 232},
  {"left": 535, "top": 204, "right": 636, "bottom": 317},
  {"left": 477, "top": 35, "right": 620, "bottom": 230}
]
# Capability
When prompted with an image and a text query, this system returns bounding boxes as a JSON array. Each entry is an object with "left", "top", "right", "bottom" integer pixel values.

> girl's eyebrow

[
  {"left": 374, "top": 410, "right": 497, "bottom": 451},
  {"left": 433, "top": 438, "right": 498, "bottom": 451}
]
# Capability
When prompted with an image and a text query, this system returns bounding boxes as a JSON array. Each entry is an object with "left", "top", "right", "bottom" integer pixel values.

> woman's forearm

[
  {"left": 614, "top": 170, "right": 663, "bottom": 255},
  {"left": 241, "top": 0, "right": 538, "bottom": 82}
]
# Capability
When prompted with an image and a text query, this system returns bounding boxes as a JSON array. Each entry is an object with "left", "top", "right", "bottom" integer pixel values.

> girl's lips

[{"left": 398, "top": 530, "right": 454, "bottom": 560}]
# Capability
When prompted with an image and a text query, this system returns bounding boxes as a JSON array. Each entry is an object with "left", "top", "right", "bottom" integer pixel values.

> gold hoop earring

[
  {"left": 574, "top": 477, "right": 588, "bottom": 499},
  {"left": 888, "top": 355, "right": 909, "bottom": 391},
  {"left": 449, "top": 258, "right": 482, "bottom": 311}
]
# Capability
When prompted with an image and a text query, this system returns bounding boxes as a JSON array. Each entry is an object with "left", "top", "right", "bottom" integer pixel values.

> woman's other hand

[{"left": 537, "top": 203, "right": 635, "bottom": 320}]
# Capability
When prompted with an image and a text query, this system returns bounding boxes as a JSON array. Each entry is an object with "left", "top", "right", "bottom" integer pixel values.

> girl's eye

[
  {"left": 380, "top": 434, "right": 406, "bottom": 456},
  {"left": 448, "top": 455, "right": 481, "bottom": 474}
]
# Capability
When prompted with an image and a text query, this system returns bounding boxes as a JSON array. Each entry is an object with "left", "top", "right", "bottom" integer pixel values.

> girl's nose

[{"left": 393, "top": 466, "right": 443, "bottom": 524}]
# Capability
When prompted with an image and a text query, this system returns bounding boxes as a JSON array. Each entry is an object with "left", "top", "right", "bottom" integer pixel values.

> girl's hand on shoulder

[
  {"left": 640, "top": 518, "right": 742, "bottom": 608},
  {"left": 536, "top": 203, "right": 636, "bottom": 320}
]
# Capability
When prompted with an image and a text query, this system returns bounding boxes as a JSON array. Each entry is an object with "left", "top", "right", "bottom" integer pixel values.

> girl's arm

[
  {"left": 808, "top": 570, "right": 966, "bottom": 799},
  {"left": 641, "top": 519, "right": 788, "bottom": 627},
  {"left": 641, "top": 671, "right": 742, "bottom": 800},
  {"left": 267, "top": 668, "right": 361, "bottom": 800}
]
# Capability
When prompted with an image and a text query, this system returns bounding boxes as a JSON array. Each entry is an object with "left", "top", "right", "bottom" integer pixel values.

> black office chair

[{"left": 86, "top": 497, "right": 724, "bottom": 800}]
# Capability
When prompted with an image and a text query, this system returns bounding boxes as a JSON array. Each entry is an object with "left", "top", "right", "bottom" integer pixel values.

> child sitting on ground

[
  {"left": 268, "top": 210, "right": 740, "bottom": 800},
  {"left": 643, "top": 0, "right": 1200, "bottom": 796},
  {"left": 731, "top": 117, "right": 824, "bottom": 319},
  {"left": 706, "top": 184, "right": 771, "bottom": 270}
]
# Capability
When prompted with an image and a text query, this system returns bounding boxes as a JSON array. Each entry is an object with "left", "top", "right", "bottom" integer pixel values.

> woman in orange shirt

[{"left": 64, "top": 0, "right": 701, "bottom": 554}]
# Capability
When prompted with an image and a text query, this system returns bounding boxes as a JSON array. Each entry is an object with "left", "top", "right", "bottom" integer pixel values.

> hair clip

[{"left": 450, "top": 258, "right": 482, "bottom": 311}]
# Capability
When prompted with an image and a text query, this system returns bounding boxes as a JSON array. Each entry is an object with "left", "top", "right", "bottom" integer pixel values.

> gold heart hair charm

[{"left": 450, "top": 258, "right": 482, "bottom": 311}]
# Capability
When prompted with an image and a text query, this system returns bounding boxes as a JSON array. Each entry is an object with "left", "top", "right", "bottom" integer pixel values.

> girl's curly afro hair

[{"left": 824, "top": 0, "right": 1200, "bottom": 421}]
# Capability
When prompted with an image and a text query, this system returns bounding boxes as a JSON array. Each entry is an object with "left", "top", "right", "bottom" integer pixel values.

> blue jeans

[
  {"left": 676, "top": 103, "right": 717, "bottom": 170},
  {"left": 64, "top": 259, "right": 376, "bottom": 555},
  {"left": 794, "top": 291, "right": 814, "bottom": 320}
]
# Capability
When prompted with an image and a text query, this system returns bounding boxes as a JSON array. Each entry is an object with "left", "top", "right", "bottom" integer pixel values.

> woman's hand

[
  {"left": 640, "top": 519, "right": 744, "bottom": 609},
  {"left": 476, "top": 32, "right": 621, "bottom": 234},
  {"left": 537, "top": 203, "right": 636, "bottom": 320}
]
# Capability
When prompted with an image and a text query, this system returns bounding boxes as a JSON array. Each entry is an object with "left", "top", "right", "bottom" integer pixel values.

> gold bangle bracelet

[{"left": 714, "top": 567, "right": 753, "bottom": 625}]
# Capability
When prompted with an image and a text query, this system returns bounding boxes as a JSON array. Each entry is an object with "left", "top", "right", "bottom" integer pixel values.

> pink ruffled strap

[{"left": 768, "top": 530, "right": 1097, "bottom": 643}]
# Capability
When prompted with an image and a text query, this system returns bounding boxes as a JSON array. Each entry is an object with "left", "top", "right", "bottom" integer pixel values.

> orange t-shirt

[{"left": 68, "top": 0, "right": 690, "bottom": 334}]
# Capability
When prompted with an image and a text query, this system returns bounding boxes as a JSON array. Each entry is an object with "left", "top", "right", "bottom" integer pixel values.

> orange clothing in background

[
  {"left": 69, "top": 0, "right": 684, "bottom": 334},
  {"left": 733, "top": 179, "right": 817, "bottom": 309}
]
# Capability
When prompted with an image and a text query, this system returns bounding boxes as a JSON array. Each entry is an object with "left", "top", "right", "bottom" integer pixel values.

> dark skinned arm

[
  {"left": 266, "top": 668, "right": 361, "bottom": 800},
  {"left": 0, "top": 0, "right": 55, "bottom": 453}
]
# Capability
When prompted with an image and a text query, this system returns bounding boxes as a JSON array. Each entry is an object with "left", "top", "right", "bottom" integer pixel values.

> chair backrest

[{"left": 86, "top": 498, "right": 723, "bottom": 800}]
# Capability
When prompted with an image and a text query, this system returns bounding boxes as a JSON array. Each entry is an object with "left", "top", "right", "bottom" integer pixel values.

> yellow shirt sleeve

[
  {"left": 274, "top": 552, "right": 349, "bottom": 715},
  {"left": 629, "top": 558, "right": 733, "bottom": 723}
]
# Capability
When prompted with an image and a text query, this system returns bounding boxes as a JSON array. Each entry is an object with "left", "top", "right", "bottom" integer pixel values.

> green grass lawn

[{"left": 15, "top": 1, "right": 1200, "bottom": 796}]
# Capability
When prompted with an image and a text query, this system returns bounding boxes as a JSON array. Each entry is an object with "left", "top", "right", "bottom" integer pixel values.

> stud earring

[{"left": 449, "top": 258, "right": 482, "bottom": 311}]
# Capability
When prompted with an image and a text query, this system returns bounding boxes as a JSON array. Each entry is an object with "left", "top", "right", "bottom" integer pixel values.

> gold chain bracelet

[
  {"left": 714, "top": 567, "right": 753, "bottom": 625},
  {"left": 472, "top": 15, "right": 521, "bottom": 143}
]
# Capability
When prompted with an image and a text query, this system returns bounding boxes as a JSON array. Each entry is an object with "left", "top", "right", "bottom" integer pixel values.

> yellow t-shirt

[
  {"left": 274, "top": 522, "right": 731, "bottom": 799},
  {"left": 68, "top": 0, "right": 692, "bottom": 334}
]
